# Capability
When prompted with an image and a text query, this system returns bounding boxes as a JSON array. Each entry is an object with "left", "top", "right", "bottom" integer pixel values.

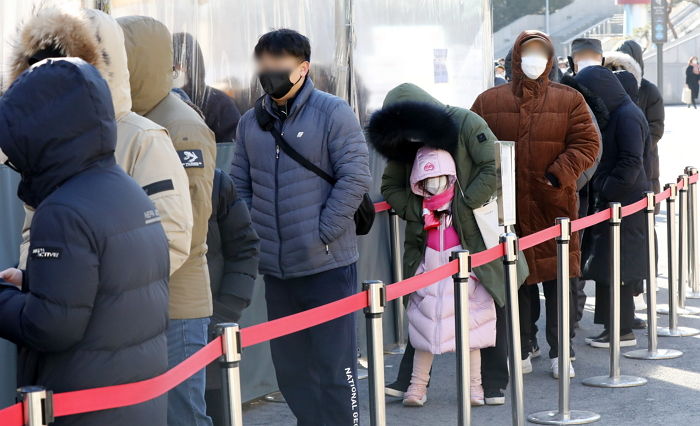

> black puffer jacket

[
  {"left": 575, "top": 66, "right": 652, "bottom": 285},
  {"left": 0, "top": 58, "right": 169, "bottom": 425}
]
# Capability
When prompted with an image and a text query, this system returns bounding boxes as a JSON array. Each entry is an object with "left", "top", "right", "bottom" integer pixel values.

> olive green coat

[{"left": 379, "top": 84, "right": 528, "bottom": 307}]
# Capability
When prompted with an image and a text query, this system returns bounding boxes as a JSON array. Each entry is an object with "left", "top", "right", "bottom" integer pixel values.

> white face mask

[
  {"left": 576, "top": 59, "right": 600, "bottom": 72},
  {"left": 521, "top": 55, "right": 548, "bottom": 80},
  {"left": 424, "top": 176, "right": 449, "bottom": 196},
  {"left": 496, "top": 72, "right": 505, "bottom": 79},
  {"left": 172, "top": 70, "right": 187, "bottom": 89}
]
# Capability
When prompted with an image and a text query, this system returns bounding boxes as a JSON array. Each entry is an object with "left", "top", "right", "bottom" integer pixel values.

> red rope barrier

[
  {"left": 0, "top": 174, "right": 693, "bottom": 424},
  {"left": 691, "top": 173, "right": 699, "bottom": 184}
]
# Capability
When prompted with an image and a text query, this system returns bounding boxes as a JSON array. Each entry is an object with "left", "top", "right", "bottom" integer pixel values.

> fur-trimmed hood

[
  {"left": 560, "top": 73, "right": 609, "bottom": 130},
  {"left": 603, "top": 51, "right": 642, "bottom": 87},
  {"left": 367, "top": 84, "right": 458, "bottom": 163},
  {"left": 7, "top": 8, "right": 132, "bottom": 120}
]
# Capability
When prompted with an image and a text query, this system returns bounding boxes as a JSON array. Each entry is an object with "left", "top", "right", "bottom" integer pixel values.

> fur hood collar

[
  {"left": 367, "top": 100, "right": 458, "bottom": 163},
  {"left": 603, "top": 51, "right": 642, "bottom": 87},
  {"left": 560, "top": 73, "right": 610, "bottom": 130}
]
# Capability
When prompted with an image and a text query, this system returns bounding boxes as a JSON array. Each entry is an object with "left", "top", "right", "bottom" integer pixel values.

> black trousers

[
  {"left": 481, "top": 303, "right": 509, "bottom": 392},
  {"left": 265, "top": 264, "right": 359, "bottom": 426},
  {"left": 575, "top": 278, "right": 588, "bottom": 322},
  {"left": 519, "top": 279, "right": 576, "bottom": 359},
  {"left": 593, "top": 280, "right": 636, "bottom": 333}
]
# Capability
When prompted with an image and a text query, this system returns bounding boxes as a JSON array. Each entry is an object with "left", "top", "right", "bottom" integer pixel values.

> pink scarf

[{"left": 422, "top": 186, "right": 455, "bottom": 230}]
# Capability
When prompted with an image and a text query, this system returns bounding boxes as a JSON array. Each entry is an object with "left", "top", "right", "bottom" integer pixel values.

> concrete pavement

[{"left": 242, "top": 106, "right": 700, "bottom": 425}]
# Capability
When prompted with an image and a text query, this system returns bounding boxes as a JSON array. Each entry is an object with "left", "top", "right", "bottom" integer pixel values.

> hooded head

[
  {"left": 603, "top": 51, "right": 642, "bottom": 87},
  {"left": 367, "top": 83, "right": 458, "bottom": 163},
  {"left": 409, "top": 147, "right": 457, "bottom": 197},
  {"left": 613, "top": 70, "right": 639, "bottom": 104},
  {"left": 574, "top": 66, "right": 629, "bottom": 113},
  {"left": 117, "top": 16, "right": 173, "bottom": 116},
  {"left": 8, "top": 8, "right": 133, "bottom": 120},
  {"left": 510, "top": 31, "right": 554, "bottom": 96},
  {"left": 617, "top": 40, "right": 644, "bottom": 74},
  {"left": 0, "top": 58, "right": 116, "bottom": 208},
  {"left": 172, "top": 32, "right": 207, "bottom": 106}
]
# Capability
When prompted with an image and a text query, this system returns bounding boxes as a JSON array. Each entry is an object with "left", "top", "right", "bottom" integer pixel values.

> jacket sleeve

[
  {"left": 129, "top": 128, "right": 193, "bottom": 275},
  {"left": 644, "top": 83, "right": 665, "bottom": 145},
  {"left": 231, "top": 115, "right": 252, "bottom": 209},
  {"left": 576, "top": 105, "right": 603, "bottom": 191},
  {"left": 381, "top": 161, "right": 422, "bottom": 223},
  {"left": 601, "top": 118, "right": 644, "bottom": 201},
  {"left": 217, "top": 173, "right": 260, "bottom": 305},
  {"left": 0, "top": 205, "right": 99, "bottom": 352},
  {"left": 213, "top": 93, "right": 241, "bottom": 142},
  {"left": 547, "top": 92, "right": 600, "bottom": 188},
  {"left": 459, "top": 113, "right": 498, "bottom": 209},
  {"left": 319, "top": 103, "right": 371, "bottom": 244}
]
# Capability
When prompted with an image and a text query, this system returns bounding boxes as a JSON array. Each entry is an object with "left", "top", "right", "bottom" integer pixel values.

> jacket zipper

[
  {"left": 435, "top": 218, "right": 444, "bottom": 352},
  {"left": 275, "top": 133, "right": 283, "bottom": 277}
]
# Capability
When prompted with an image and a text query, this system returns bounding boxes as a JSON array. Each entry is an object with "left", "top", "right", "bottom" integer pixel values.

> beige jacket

[
  {"left": 10, "top": 9, "right": 194, "bottom": 277},
  {"left": 119, "top": 15, "right": 216, "bottom": 319}
]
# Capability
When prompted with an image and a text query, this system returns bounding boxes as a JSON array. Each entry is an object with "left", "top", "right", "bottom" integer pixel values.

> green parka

[{"left": 375, "top": 84, "right": 528, "bottom": 307}]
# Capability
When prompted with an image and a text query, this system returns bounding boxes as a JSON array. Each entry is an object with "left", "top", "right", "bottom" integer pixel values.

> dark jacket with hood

[
  {"left": 370, "top": 83, "right": 528, "bottom": 307},
  {"left": 0, "top": 58, "right": 169, "bottom": 425},
  {"left": 574, "top": 66, "right": 652, "bottom": 285},
  {"left": 472, "top": 31, "right": 600, "bottom": 285},
  {"left": 173, "top": 32, "right": 241, "bottom": 142},
  {"left": 615, "top": 40, "right": 664, "bottom": 195}
]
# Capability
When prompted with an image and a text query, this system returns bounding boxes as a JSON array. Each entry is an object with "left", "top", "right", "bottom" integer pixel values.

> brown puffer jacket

[{"left": 472, "top": 31, "right": 599, "bottom": 284}]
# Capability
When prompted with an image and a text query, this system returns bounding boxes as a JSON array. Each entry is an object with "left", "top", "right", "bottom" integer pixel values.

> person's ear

[{"left": 299, "top": 61, "right": 310, "bottom": 78}]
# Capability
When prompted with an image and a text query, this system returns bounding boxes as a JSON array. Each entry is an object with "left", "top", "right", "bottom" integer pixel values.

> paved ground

[{"left": 243, "top": 106, "right": 700, "bottom": 425}]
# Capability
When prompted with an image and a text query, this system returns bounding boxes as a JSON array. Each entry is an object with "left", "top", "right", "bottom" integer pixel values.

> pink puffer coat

[{"left": 407, "top": 147, "right": 497, "bottom": 355}]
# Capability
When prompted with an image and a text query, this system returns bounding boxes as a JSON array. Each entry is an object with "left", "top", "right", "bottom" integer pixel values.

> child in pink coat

[{"left": 404, "top": 147, "right": 497, "bottom": 407}]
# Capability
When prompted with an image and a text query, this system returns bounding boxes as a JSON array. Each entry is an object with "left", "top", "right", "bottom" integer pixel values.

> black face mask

[{"left": 258, "top": 69, "right": 302, "bottom": 99}]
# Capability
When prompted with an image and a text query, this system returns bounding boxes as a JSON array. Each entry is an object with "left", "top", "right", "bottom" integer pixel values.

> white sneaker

[
  {"left": 522, "top": 355, "right": 533, "bottom": 374},
  {"left": 551, "top": 357, "right": 575, "bottom": 379}
]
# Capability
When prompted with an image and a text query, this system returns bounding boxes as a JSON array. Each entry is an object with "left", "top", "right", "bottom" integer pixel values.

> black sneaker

[
  {"left": 632, "top": 317, "right": 647, "bottom": 330},
  {"left": 585, "top": 330, "right": 608, "bottom": 345},
  {"left": 385, "top": 381, "right": 408, "bottom": 398},
  {"left": 484, "top": 389, "right": 505, "bottom": 405},
  {"left": 590, "top": 332, "right": 637, "bottom": 348}
]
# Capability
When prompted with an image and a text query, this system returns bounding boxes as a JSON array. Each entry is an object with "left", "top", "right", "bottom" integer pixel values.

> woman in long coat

[{"left": 685, "top": 56, "right": 699, "bottom": 109}]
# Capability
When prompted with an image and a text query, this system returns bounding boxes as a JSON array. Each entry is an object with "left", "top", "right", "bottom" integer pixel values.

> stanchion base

[
  {"left": 656, "top": 305, "right": 700, "bottom": 315},
  {"left": 657, "top": 326, "right": 700, "bottom": 337},
  {"left": 528, "top": 410, "right": 601, "bottom": 425},
  {"left": 582, "top": 375, "right": 647, "bottom": 388},
  {"left": 384, "top": 343, "right": 406, "bottom": 355},
  {"left": 623, "top": 348, "right": 683, "bottom": 360}
]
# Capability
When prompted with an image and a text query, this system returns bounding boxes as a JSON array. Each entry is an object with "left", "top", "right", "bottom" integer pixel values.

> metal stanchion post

[
  {"left": 215, "top": 323, "right": 243, "bottom": 426},
  {"left": 386, "top": 210, "right": 406, "bottom": 355},
  {"left": 452, "top": 250, "right": 471, "bottom": 426},
  {"left": 677, "top": 175, "right": 700, "bottom": 314},
  {"left": 529, "top": 219, "right": 600, "bottom": 425},
  {"left": 687, "top": 167, "right": 700, "bottom": 298},
  {"left": 625, "top": 193, "right": 682, "bottom": 360},
  {"left": 583, "top": 203, "right": 647, "bottom": 388},
  {"left": 658, "top": 184, "right": 700, "bottom": 336},
  {"left": 501, "top": 233, "right": 525, "bottom": 426},
  {"left": 17, "top": 386, "right": 53, "bottom": 426},
  {"left": 364, "top": 280, "right": 386, "bottom": 426}
]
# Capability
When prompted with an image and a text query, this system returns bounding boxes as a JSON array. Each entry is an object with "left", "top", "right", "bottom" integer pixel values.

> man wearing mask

[
  {"left": 472, "top": 31, "right": 599, "bottom": 386},
  {"left": 231, "top": 29, "right": 371, "bottom": 425},
  {"left": 118, "top": 16, "right": 216, "bottom": 426},
  {"left": 568, "top": 38, "right": 604, "bottom": 74}
]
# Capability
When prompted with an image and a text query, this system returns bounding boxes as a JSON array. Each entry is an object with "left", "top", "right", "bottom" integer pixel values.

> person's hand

[{"left": 0, "top": 268, "right": 22, "bottom": 288}]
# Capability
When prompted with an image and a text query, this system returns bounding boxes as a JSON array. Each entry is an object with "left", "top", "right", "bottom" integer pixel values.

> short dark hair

[{"left": 254, "top": 29, "right": 311, "bottom": 62}]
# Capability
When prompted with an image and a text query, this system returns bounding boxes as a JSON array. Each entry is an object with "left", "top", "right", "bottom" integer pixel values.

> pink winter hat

[{"left": 410, "top": 147, "right": 457, "bottom": 196}]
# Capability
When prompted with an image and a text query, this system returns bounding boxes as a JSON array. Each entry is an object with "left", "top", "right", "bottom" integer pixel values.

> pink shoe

[
  {"left": 402, "top": 383, "right": 428, "bottom": 407},
  {"left": 470, "top": 384, "right": 484, "bottom": 406}
]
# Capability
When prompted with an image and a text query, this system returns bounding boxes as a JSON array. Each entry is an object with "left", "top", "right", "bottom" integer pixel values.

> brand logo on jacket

[
  {"left": 31, "top": 247, "right": 62, "bottom": 259},
  {"left": 477, "top": 133, "right": 487, "bottom": 143},
  {"left": 144, "top": 208, "right": 162, "bottom": 224},
  {"left": 424, "top": 162, "right": 435, "bottom": 172},
  {"left": 297, "top": 131, "right": 304, "bottom": 138},
  {"left": 177, "top": 149, "right": 204, "bottom": 168}
]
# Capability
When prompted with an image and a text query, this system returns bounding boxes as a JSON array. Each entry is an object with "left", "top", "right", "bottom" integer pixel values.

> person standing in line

[
  {"left": 0, "top": 57, "right": 170, "bottom": 426},
  {"left": 472, "top": 31, "right": 599, "bottom": 382},
  {"left": 118, "top": 16, "right": 217, "bottom": 426},
  {"left": 231, "top": 29, "right": 370, "bottom": 425},
  {"left": 686, "top": 56, "right": 700, "bottom": 109}
]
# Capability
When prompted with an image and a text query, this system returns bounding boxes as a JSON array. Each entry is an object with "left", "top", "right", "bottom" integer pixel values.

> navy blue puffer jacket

[{"left": 0, "top": 58, "right": 169, "bottom": 425}]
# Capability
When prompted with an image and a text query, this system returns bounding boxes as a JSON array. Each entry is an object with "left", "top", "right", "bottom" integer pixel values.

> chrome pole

[
  {"left": 17, "top": 386, "right": 53, "bottom": 426},
  {"left": 529, "top": 219, "right": 600, "bottom": 424},
  {"left": 685, "top": 167, "right": 700, "bottom": 298},
  {"left": 452, "top": 250, "right": 471, "bottom": 426},
  {"left": 386, "top": 210, "right": 406, "bottom": 355},
  {"left": 625, "top": 193, "right": 682, "bottom": 359},
  {"left": 215, "top": 323, "right": 243, "bottom": 426},
  {"left": 364, "top": 280, "right": 386, "bottom": 426},
  {"left": 677, "top": 175, "right": 700, "bottom": 314},
  {"left": 584, "top": 203, "right": 647, "bottom": 388},
  {"left": 501, "top": 233, "right": 524, "bottom": 426},
  {"left": 658, "top": 184, "right": 700, "bottom": 336}
]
